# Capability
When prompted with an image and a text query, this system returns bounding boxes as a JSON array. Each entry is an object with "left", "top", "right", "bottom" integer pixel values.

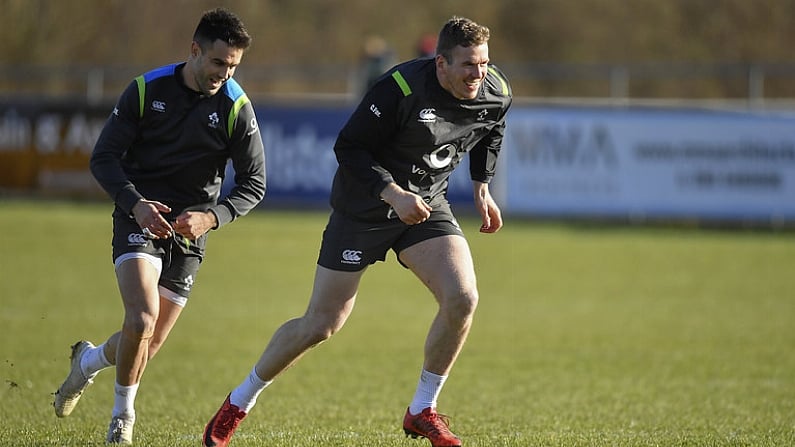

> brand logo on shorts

[
  {"left": 341, "top": 249, "right": 362, "bottom": 265},
  {"left": 183, "top": 274, "right": 194, "bottom": 291},
  {"left": 127, "top": 233, "right": 148, "bottom": 247}
]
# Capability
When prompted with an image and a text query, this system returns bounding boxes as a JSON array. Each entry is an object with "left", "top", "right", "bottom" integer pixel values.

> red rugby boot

[
  {"left": 203, "top": 395, "right": 247, "bottom": 447},
  {"left": 403, "top": 407, "right": 462, "bottom": 447}
]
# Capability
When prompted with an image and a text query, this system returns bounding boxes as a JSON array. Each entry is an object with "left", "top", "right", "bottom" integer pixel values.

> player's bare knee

[
  {"left": 122, "top": 312, "right": 157, "bottom": 341},
  {"left": 301, "top": 318, "right": 342, "bottom": 347},
  {"left": 442, "top": 288, "right": 479, "bottom": 320},
  {"left": 308, "top": 324, "right": 338, "bottom": 346}
]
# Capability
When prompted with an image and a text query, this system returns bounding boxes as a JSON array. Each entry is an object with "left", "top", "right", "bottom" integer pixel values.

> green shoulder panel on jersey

[
  {"left": 135, "top": 75, "right": 146, "bottom": 118},
  {"left": 392, "top": 71, "right": 412, "bottom": 96},
  {"left": 135, "top": 64, "right": 180, "bottom": 119},
  {"left": 223, "top": 78, "right": 250, "bottom": 138},
  {"left": 487, "top": 67, "right": 510, "bottom": 96},
  {"left": 228, "top": 94, "right": 250, "bottom": 138}
]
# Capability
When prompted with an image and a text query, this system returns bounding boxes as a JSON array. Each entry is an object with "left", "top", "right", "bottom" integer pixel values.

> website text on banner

[{"left": 501, "top": 106, "right": 795, "bottom": 223}]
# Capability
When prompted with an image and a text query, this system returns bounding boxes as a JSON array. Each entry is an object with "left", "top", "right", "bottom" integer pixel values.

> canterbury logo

[
  {"left": 418, "top": 108, "right": 436, "bottom": 123},
  {"left": 341, "top": 249, "right": 362, "bottom": 264},
  {"left": 127, "top": 233, "right": 148, "bottom": 246}
]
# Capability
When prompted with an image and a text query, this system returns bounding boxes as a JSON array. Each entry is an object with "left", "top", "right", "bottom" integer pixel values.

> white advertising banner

[{"left": 501, "top": 106, "right": 795, "bottom": 222}]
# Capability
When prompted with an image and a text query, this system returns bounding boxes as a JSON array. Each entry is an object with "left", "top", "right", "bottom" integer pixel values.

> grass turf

[{"left": 1, "top": 199, "right": 794, "bottom": 446}]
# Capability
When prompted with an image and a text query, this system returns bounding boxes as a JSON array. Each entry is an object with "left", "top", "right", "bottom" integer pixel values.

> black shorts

[
  {"left": 111, "top": 207, "right": 206, "bottom": 298},
  {"left": 317, "top": 202, "right": 465, "bottom": 272}
]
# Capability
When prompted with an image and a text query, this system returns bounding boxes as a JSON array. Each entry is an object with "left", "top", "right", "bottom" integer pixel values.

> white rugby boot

[
  {"left": 106, "top": 413, "right": 135, "bottom": 444},
  {"left": 53, "top": 340, "right": 97, "bottom": 417}
]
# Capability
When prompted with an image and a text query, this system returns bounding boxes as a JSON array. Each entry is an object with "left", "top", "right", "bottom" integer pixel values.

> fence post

[
  {"left": 748, "top": 64, "right": 764, "bottom": 108},
  {"left": 87, "top": 68, "right": 104, "bottom": 105},
  {"left": 609, "top": 65, "right": 629, "bottom": 102}
]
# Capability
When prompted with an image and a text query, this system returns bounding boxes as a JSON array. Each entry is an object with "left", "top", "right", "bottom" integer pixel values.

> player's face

[
  {"left": 187, "top": 40, "right": 244, "bottom": 96},
  {"left": 436, "top": 43, "right": 489, "bottom": 100}
]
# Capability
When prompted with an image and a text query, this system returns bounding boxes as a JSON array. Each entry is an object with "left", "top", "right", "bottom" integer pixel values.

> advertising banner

[
  {"left": 0, "top": 101, "right": 107, "bottom": 194},
  {"left": 502, "top": 107, "right": 795, "bottom": 222},
  {"left": 3, "top": 99, "right": 794, "bottom": 223}
]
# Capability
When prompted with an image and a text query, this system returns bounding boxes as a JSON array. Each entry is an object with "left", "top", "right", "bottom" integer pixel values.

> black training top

[
  {"left": 90, "top": 62, "right": 266, "bottom": 228},
  {"left": 330, "top": 57, "right": 512, "bottom": 222}
]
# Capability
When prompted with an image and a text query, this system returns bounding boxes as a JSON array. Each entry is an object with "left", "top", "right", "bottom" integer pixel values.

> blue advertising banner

[{"left": 256, "top": 105, "right": 349, "bottom": 205}]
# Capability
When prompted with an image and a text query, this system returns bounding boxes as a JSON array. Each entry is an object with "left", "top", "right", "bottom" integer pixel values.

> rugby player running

[
  {"left": 53, "top": 8, "right": 265, "bottom": 444},
  {"left": 203, "top": 16, "right": 511, "bottom": 447}
]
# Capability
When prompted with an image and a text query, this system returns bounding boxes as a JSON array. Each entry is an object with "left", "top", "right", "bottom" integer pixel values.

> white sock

[
  {"left": 408, "top": 369, "right": 448, "bottom": 415},
  {"left": 229, "top": 367, "right": 272, "bottom": 413},
  {"left": 80, "top": 342, "right": 113, "bottom": 378},
  {"left": 112, "top": 382, "right": 139, "bottom": 419}
]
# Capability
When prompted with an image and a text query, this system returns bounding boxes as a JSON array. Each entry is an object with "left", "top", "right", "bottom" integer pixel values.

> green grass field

[{"left": 1, "top": 199, "right": 794, "bottom": 446}]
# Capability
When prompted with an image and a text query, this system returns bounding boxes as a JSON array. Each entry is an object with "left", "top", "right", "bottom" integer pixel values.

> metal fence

[{"left": 3, "top": 62, "right": 795, "bottom": 108}]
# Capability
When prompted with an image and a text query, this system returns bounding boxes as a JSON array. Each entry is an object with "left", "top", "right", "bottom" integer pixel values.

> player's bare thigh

[
  {"left": 115, "top": 257, "right": 162, "bottom": 314},
  {"left": 303, "top": 265, "right": 366, "bottom": 329},
  {"left": 148, "top": 296, "right": 184, "bottom": 357},
  {"left": 397, "top": 235, "right": 477, "bottom": 301}
]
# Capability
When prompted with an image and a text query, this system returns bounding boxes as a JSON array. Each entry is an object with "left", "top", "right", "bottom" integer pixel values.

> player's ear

[
  {"left": 190, "top": 41, "right": 201, "bottom": 59},
  {"left": 435, "top": 54, "right": 446, "bottom": 70}
]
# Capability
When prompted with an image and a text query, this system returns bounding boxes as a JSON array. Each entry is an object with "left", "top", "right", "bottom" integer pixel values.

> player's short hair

[
  {"left": 436, "top": 16, "right": 490, "bottom": 63},
  {"left": 193, "top": 8, "right": 252, "bottom": 51}
]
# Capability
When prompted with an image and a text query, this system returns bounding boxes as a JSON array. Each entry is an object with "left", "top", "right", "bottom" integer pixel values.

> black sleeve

[
  {"left": 332, "top": 78, "right": 403, "bottom": 199},
  {"left": 469, "top": 118, "right": 506, "bottom": 184},
  {"left": 89, "top": 81, "right": 143, "bottom": 215},
  {"left": 470, "top": 68, "right": 513, "bottom": 183},
  {"left": 210, "top": 101, "right": 266, "bottom": 228}
]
